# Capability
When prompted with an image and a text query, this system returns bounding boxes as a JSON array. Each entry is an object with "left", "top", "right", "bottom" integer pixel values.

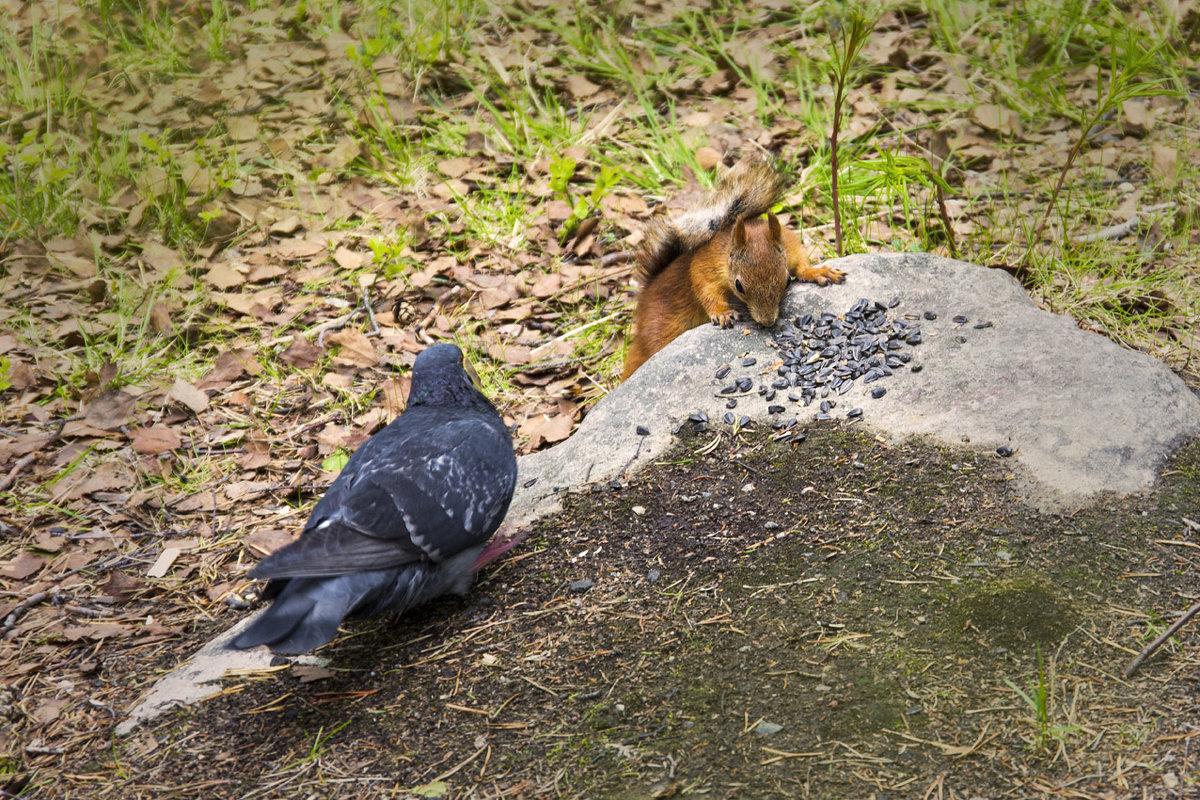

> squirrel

[{"left": 621, "top": 158, "right": 845, "bottom": 381}]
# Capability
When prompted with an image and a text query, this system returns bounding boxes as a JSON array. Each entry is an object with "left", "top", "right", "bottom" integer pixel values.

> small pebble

[
  {"left": 911, "top": 364, "right": 923, "bottom": 373},
  {"left": 635, "top": 425, "right": 650, "bottom": 436},
  {"left": 754, "top": 721, "right": 784, "bottom": 736},
  {"left": 996, "top": 445, "right": 1013, "bottom": 457},
  {"left": 569, "top": 579, "right": 594, "bottom": 593},
  {"left": 647, "top": 569, "right": 661, "bottom": 583}
]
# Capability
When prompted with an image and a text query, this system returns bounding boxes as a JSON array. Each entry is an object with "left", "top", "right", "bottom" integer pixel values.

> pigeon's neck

[{"left": 409, "top": 379, "right": 490, "bottom": 411}]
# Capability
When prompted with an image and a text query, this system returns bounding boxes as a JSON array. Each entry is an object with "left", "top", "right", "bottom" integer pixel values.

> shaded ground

[{"left": 12, "top": 425, "right": 1200, "bottom": 799}]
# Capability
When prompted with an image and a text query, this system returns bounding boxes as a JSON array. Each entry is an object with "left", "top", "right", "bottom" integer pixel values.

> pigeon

[{"left": 231, "top": 343, "right": 519, "bottom": 654}]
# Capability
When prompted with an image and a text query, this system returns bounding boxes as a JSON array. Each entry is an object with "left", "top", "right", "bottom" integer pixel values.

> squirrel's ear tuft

[
  {"left": 766, "top": 212, "right": 782, "bottom": 241},
  {"left": 733, "top": 218, "right": 748, "bottom": 248}
]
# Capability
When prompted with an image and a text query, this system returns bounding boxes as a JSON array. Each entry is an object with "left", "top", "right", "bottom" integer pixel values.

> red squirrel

[{"left": 622, "top": 159, "right": 845, "bottom": 381}]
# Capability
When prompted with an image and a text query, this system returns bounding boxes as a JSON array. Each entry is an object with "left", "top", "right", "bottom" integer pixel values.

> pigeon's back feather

[{"left": 230, "top": 343, "right": 517, "bottom": 654}]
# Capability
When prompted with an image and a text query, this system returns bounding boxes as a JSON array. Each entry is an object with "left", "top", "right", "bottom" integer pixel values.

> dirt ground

[{"left": 6, "top": 423, "right": 1199, "bottom": 799}]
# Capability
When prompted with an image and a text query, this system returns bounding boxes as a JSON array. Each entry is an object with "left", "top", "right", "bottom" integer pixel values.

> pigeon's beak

[{"left": 463, "top": 356, "right": 482, "bottom": 389}]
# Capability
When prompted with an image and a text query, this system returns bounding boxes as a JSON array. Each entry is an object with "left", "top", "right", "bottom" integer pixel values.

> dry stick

[
  {"left": 1072, "top": 201, "right": 1177, "bottom": 244},
  {"left": 1124, "top": 599, "right": 1200, "bottom": 677},
  {"left": 935, "top": 181, "right": 959, "bottom": 259},
  {"left": 0, "top": 453, "right": 35, "bottom": 493}
]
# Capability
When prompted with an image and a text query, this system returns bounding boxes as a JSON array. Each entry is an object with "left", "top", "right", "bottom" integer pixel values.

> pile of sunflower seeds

[{"left": 689, "top": 297, "right": 991, "bottom": 439}]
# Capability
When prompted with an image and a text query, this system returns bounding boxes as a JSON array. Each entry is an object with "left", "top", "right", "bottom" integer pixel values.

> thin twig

[
  {"left": 0, "top": 453, "right": 36, "bottom": 493},
  {"left": 1124, "top": 599, "right": 1200, "bottom": 677}
]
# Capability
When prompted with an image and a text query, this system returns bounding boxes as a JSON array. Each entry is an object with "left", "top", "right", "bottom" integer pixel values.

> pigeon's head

[{"left": 409, "top": 343, "right": 487, "bottom": 407}]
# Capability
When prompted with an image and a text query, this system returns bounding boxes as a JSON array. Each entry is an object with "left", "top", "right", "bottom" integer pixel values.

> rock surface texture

[
  {"left": 120, "top": 253, "right": 1200, "bottom": 733},
  {"left": 511, "top": 253, "right": 1200, "bottom": 520}
]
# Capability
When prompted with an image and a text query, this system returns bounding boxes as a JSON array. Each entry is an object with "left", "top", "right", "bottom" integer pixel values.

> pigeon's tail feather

[{"left": 231, "top": 571, "right": 393, "bottom": 654}]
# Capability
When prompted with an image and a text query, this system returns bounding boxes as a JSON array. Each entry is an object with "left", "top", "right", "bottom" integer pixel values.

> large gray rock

[
  {"left": 509, "top": 253, "right": 1200, "bottom": 521},
  {"left": 120, "top": 253, "right": 1200, "bottom": 733}
]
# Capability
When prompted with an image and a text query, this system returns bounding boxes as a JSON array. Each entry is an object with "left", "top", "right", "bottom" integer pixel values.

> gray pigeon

[{"left": 231, "top": 343, "right": 518, "bottom": 654}]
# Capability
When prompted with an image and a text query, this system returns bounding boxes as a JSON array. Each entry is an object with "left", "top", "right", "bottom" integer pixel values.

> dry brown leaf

[
  {"left": 281, "top": 337, "right": 323, "bottom": 368},
  {"left": 226, "top": 116, "right": 259, "bottom": 142},
  {"left": 275, "top": 236, "right": 327, "bottom": 260},
  {"left": 149, "top": 302, "right": 173, "bottom": 334},
  {"left": 333, "top": 246, "right": 365, "bottom": 270},
  {"left": 326, "top": 329, "right": 378, "bottom": 367},
  {"left": 0, "top": 551, "right": 47, "bottom": 580},
  {"left": 85, "top": 390, "right": 136, "bottom": 430},
  {"left": 61, "top": 622, "right": 133, "bottom": 641},
  {"left": 1151, "top": 144, "right": 1177, "bottom": 181},
  {"left": 566, "top": 73, "right": 601, "bottom": 99},
  {"left": 243, "top": 529, "right": 296, "bottom": 558},
  {"left": 168, "top": 378, "right": 209, "bottom": 414},
  {"left": 31, "top": 697, "right": 68, "bottom": 726},
  {"left": 131, "top": 425, "right": 182, "bottom": 455},
  {"left": 101, "top": 570, "right": 144, "bottom": 603},
  {"left": 972, "top": 104, "right": 1021, "bottom": 136},
  {"left": 519, "top": 413, "right": 573, "bottom": 450},
  {"left": 205, "top": 262, "right": 246, "bottom": 290},
  {"left": 437, "top": 157, "right": 472, "bottom": 178}
]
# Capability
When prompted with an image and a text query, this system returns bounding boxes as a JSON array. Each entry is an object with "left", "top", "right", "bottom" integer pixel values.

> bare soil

[{"left": 9, "top": 424, "right": 1200, "bottom": 799}]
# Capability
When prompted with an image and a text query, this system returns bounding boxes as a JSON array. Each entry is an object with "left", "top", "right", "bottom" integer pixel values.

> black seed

[
  {"left": 720, "top": 384, "right": 737, "bottom": 395},
  {"left": 952, "top": 314, "right": 968, "bottom": 324},
  {"left": 741, "top": 357, "right": 757, "bottom": 367},
  {"left": 723, "top": 412, "right": 735, "bottom": 425},
  {"left": 523, "top": 477, "right": 538, "bottom": 488},
  {"left": 726, "top": 399, "right": 738, "bottom": 409},
  {"left": 996, "top": 445, "right": 1013, "bottom": 457},
  {"left": 871, "top": 387, "right": 887, "bottom": 399},
  {"left": 636, "top": 425, "right": 650, "bottom": 436},
  {"left": 899, "top": 352, "right": 912, "bottom": 363},
  {"left": 911, "top": 364, "right": 923, "bottom": 373},
  {"left": 815, "top": 412, "right": 832, "bottom": 421},
  {"left": 790, "top": 433, "right": 806, "bottom": 444},
  {"left": 715, "top": 365, "right": 731, "bottom": 379},
  {"left": 764, "top": 389, "right": 776, "bottom": 401},
  {"left": 819, "top": 400, "right": 833, "bottom": 412},
  {"left": 847, "top": 407, "right": 863, "bottom": 419},
  {"left": 695, "top": 422, "right": 709, "bottom": 432},
  {"left": 735, "top": 377, "right": 753, "bottom": 392},
  {"left": 772, "top": 377, "right": 789, "bottom": 389},
  {"left": 954, "top": 335, "right": 967, "bottom": 344},
  {"left": 907, "top": 333, "right": 922, "bottom": 345},
  {"left": 768, "top": 405, "right": 784, "bottom": 414},
  {"left": 888, "top": 295, "right": 901, "bottom": 308},
  {"left": 688, "top": 411, "right": 709, "bottom": 423},
  {"left": 739, "top": 415, "right": 750, "bottom": 427},
  {"left": 772, "top": 419, "right": 785, "bottom": 429},
  {"left": 974, "top": 321, "right": 994, "bottom": 329},
  {"left": 923, "top": 310, "right": 937, "bottom": 320},
  {"left": 837, "top": 381, "right": 854, "bottom": 395}
]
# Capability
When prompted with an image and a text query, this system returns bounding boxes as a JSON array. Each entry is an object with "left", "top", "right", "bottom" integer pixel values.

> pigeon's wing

[{"left": 251, "top": 413, "right": 515, "bottom": 580}]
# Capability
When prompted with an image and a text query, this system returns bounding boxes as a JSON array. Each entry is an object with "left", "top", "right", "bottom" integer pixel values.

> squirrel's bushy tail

[{"left": 634, "top": 158, "right": 791, "bottom": 287}]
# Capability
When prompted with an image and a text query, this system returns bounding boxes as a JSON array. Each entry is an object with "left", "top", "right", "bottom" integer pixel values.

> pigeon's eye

[{"left": 734, "top": 279, "right": 744, "bottom": 295}]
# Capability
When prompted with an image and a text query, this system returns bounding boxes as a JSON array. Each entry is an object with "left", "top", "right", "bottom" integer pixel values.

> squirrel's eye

[{"left": 734, "top": 279, "right": 744, "bottom": 295}]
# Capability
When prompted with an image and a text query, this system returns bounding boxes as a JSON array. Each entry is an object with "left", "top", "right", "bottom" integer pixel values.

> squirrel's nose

[{"left": 752, "top": 308, "right": 778, "bottom": 327}]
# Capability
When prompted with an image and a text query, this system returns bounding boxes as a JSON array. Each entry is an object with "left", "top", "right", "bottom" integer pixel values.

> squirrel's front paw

[
  {"left": 710, "top": 310, "right": 739, "bottom": 328},
  {"left": 813, "top": 266, "right": 846, "bottom": 286}
]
